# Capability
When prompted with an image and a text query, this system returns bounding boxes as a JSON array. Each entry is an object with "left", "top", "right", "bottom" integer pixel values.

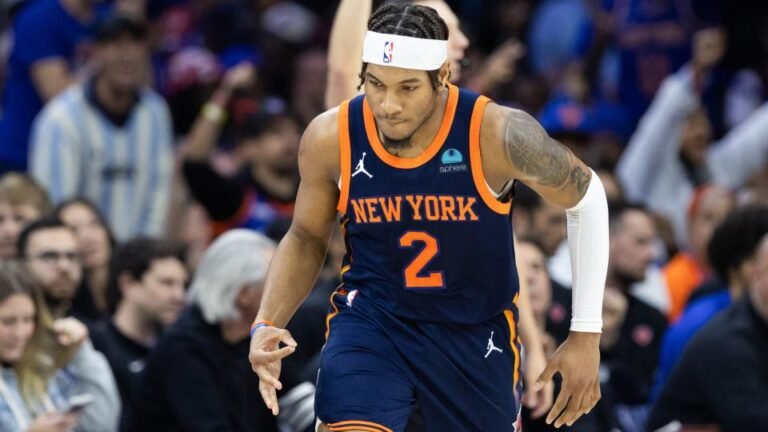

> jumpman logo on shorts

[
  {"left": 352, "top": 152, "right": 373, "bottom": 179},
  {"left": 485, "top": 331, "right": 503, "bottom": 358}
]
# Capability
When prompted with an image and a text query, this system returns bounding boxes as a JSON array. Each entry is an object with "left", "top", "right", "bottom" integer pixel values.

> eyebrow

[{"left": 366, "top": 72, "right": 422, "bottom": 85}]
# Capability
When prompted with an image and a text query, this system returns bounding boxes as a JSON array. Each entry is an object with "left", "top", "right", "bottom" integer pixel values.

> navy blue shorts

[{"left": 315, "top": 288, "right": 523, "bottom": 432}]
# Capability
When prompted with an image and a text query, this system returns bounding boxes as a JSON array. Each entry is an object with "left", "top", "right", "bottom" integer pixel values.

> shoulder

[
  {"left": 35, "top": 85, "right": 84, "bottom": 125},
  {"left": 299, "top": 106, "right": 342, "bottom": 180}
]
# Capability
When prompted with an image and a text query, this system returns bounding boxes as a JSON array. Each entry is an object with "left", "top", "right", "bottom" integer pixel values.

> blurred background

[{"left": 0, "top": 0, "right": 767, "bottom": 431}]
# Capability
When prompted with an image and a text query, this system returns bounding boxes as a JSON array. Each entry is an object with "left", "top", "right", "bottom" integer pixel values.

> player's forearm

[
  {"left": 256, "top": 228, "right": 330, "bottom": 328},
  {"left": 566, "top": 172, "right": 609, "bottom": 333}
]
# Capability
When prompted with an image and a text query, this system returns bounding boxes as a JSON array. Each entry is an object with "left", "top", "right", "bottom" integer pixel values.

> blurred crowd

[{"left": 0, "top": 0, "right": 767, "bottom": 431}]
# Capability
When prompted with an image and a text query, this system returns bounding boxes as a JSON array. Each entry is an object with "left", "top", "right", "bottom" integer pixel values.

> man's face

[
  {"left": 680, "top": 110, "right": 712, "bottom": 167},
  {"left": 415, "top": 0, "right": 469, "bottom": 81},
  {"left": 242, "top": 117, "right": 301, "bottom": 173},
  {"left": 529, "top": 202, "right": 567, "bottom": 257},
  {"left": 24, "top": 228, "right": 82, "bottom": 305},
  {"left": 748, "top": 237, "right": 768, "bottom": 321},
  {"left": 95, "top": 35, "right": 148, "bottom": 91},
  {"left": 687, "top": 187, "right": 733, "bottom": 263},
  {"left": 610, "top": 210, "right": 657, "bottom": 284},
  {"left": 0, "top": 202, "right": 40, "bottom": 260},
  {"left": 517, "top": 242, "right": 551, "bottom": 320},
  {"left": 127, "top": 257, "right": 188, "bottom": 327},
  {"left": 364, "top": 64, "right": 444, "bottom": 147}
]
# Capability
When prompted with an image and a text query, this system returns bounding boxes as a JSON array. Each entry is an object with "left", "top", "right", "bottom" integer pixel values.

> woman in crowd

[
  {"left": 54, "top": 199, "right": 116, "bottom": 322},
  {"left": 0, "top": 261, "right": 120, "bottom": 431}
]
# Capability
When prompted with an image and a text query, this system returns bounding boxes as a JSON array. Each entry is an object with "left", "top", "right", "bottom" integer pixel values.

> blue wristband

[{"left": 250, "top": 322, "right": 271, "bottom": 338}]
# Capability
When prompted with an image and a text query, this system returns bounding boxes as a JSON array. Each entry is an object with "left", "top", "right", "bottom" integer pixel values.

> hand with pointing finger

[
  {"left": 248, "top": 325, "right": 297, "bottom": 416},
  {"left": 535, "top": 331, "right": 601, "bottom": 428}
]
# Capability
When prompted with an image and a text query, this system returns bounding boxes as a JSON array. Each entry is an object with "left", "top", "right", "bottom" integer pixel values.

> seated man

[
  {"left": 648, "top": 234, "right": 768, "bottom": 431},
  {"left": 90, "top": 237, "right": 187, "bottom": 429}
]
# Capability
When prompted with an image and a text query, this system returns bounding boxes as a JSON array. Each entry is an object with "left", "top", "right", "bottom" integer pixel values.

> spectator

[
  {"left": 0, "top": 0, "right": 98, "bottom": 172},
  {"left": 662, "top": 185, "right": 734, "bottom": 321},
  {"left": 652, "top": 206, "right": 768, "bottom": 400},
  {"left": 0, "top": 261, "right": 120, "bottom": 432},
  {"left": 90, "top": 237, "right": 187, "bottom": 430},
  {"left": 648, "top": 234, "right": 768, "bottom": 431},
  {"left": 617, "top": 29, "right": 768, "bottom": 246},
  {"left": 17, "top": 217, "right": 83, "bottom": 319},
  {"left": 182, "top": 63, "right": 300, "bottom": 237},
  {"left": 126, "top": 230, "right": 278, "bottom": 432},
  {"left": 0, "top": 173, "right": 51, "bottom": 260},
  {"left": 602, "top": 202, "right": 667, "bottom": 430},
  {"left": 512, "top": 183, "right": 571, "bottom": 342},
  {"left": 30, "top": 15, "right": 173, "bottom": 240},
  {"left": 55, "top": 198, "right": 116, "bottom": 322}
]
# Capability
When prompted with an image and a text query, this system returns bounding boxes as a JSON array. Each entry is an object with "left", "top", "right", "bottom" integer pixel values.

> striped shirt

[{"left": 29, "top": 81, "right": 173, "bottom": 240}]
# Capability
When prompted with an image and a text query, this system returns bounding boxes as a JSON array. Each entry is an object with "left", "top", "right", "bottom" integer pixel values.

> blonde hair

[
  {"left": 0, "top": 261, "right": 76, "bottom": 409},
  {"left": 0, "top": 173, "right": 52, "bottom": 215}
]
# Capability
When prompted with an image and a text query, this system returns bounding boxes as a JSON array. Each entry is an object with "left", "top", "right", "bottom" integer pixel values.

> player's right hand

[{"left": 248, "top": 326, "right": 297, "bottom": 416}]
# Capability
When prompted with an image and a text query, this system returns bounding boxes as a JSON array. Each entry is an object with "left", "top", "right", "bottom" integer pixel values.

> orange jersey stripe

[
  {"left": 327, "top": 420, "right": 393, "bottom": 432},
  {"left": 504, "top": 309, "right": 521, "bottom": 392},
  {"left": 324, "top": 290, "right": 345, "bottom": 340},
  {"left": 362, "top": 84, "right": 459, "bottom": 169},
  {"left": 469, "top": 96, "right": 511, "bottom": 215},
  {"left": 337, "top": 100, "right": 352, "bottom": 213}
]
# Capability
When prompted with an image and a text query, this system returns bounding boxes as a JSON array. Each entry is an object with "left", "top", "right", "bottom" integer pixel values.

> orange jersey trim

[
  {"left": 504, "top": 309, "right": 521, "bottom": 392},
  {"left": 324, "top": 289, "right": 347, "bottom": 340},
  {"left": 337, "top": 100, "right": 352, "bottom": 213},
  {"left": 469, "top": 96, "right": 511, "bottom": 215},
  {"left": 327, "top": 420, "right": 393, "bottom": 432},
  {"left": 362, "top": 84, "right": 459, "bottom": 169}
]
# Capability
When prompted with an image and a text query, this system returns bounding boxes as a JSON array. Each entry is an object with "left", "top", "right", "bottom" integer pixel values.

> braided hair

[{"left": 358, "top": 2, "right": 450, "bottom": 90}]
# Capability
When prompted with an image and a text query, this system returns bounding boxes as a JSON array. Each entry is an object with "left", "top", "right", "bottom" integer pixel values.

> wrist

[
  {"left": 201, "top": 102, "right": 227, "bottom": 124},
  {"left": 250, "top": 319, "right": 274, "bottom": 337},
  {"left": 567, "top": 331, "right": 601, "bottom": 347}
]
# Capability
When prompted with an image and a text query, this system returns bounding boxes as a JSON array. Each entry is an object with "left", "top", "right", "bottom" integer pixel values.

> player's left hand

[{"left": 534, "top": 331, "right": 601, "bottom": 428}]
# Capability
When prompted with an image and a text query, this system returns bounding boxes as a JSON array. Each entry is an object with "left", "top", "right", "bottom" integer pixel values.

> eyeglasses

[{"left": 27, "top": 251, "right": 81, "bottom": 265}]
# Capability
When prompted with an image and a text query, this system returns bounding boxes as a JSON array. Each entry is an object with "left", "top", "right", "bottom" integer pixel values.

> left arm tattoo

[{"left": 503, "top": 108, "right": 591, "bottom": 198}]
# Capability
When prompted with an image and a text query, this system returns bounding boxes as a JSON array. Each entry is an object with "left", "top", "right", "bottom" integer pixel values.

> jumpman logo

[
  {"left": 485, "top": 331, "right": 503, "bottom": 358},
  {"left": 352, "top": 152, "right": 373, "bottom": 179}
]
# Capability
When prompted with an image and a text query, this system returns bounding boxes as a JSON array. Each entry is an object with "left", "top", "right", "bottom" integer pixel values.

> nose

[{"left": 380, "top": 91, "right": 402, "bottom": 117}]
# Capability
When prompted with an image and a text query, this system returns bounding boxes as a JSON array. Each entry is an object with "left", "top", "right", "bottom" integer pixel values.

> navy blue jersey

[{"left": 336, "top": 85, "right": 519, "bottom": 324}]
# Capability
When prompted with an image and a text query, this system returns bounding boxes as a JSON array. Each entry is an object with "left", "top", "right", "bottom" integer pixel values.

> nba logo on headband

[{"left": 383, "top": 41, "right": 394, "bottom": 64}]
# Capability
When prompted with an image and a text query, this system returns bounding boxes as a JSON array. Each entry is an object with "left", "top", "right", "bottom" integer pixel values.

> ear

[
  {"left": 118, "top": 272, "right": 139, "bottom": 300},
  {"left": 439, "top": 62, "right": 451, "bottom": 87}
]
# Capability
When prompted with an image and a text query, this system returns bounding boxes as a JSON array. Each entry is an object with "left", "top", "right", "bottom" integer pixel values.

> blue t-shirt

[
  {"left": 650, "top": 289, "right": 731, "bottom": 401},
  {"left": 0, "top": 0, "right": 94, "bottom": 170}
]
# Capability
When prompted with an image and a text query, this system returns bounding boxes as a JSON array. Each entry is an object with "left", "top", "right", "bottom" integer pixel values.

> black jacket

[{"left": 125, "top": 306, "right": 278, "bottom": 432}]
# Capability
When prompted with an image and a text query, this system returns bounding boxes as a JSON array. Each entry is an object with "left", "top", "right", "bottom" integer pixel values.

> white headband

[{"left": 362, "top": 31, "right": 447, "bottom": 71}]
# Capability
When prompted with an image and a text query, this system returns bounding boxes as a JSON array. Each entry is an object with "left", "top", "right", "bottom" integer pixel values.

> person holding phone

[{"left": 0, "top": 262, "right": 120, "bottom": 432}]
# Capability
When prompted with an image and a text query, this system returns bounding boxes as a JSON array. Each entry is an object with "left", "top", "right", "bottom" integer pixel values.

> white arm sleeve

[{"left": 566, "top": 170, "right": 609, "bottom": 333}]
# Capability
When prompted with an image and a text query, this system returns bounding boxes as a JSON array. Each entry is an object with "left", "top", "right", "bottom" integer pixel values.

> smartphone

[{"left": 65, "top": 393, "right": 93, "bottom": 414}]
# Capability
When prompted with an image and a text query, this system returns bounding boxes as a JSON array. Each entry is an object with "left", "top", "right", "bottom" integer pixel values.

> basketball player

[
  {"left": 326, "top": 0, "right": 552, "bottom": 418},
  {"left": 250, "top": 4, "right": 609, "bottom": 431}
]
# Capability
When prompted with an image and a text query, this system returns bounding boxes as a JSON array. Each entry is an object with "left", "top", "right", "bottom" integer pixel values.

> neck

[
  {"left": 114, "top": 303, "right": 157, "bottom": 347},
  {"left": 87, "top": 266, "right": 109, "bottom": 313},
  {"left": 94, "top": 75, "right": 135, "bottom": 117},
  {"left": 60, "top": 0, "right": 92, "bottom": 21},
  {"left": 47, "top": 298, "right": 71, "bottom": 319},
  {"left": 250, "top": 165, "right": 296, "bottom": 200},
  {"left": 219, "top": 319, "right": 249, "bottom": 344},
  {"left": 379, "top": 87, "right": 448, "bottom": 158}
]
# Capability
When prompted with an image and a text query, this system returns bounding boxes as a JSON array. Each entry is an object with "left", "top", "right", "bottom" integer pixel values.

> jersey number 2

[{"left": 399, "top": 231, "right": 445, "bottom": 289}]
